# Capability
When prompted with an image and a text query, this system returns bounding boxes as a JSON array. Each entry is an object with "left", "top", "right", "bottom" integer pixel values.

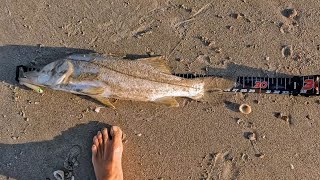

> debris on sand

[
  {"left": 241, "top": 153, "right": 248, "bottom": 162},
  {"left": 290, "top": 164, "right": 294, "bottom": 170},
  {"left": 53, "top": 145, "right": 80, "bottom": 180},
  {"left": 274, "top": 112, "right": 290, "bottom": 123},
  {"left": 239, "top": 104, "right": 252, "bottom": 114},
  {"left": 226, "top": 25, "right": 234, "bottom": 31},
  {"left": 197, "top": 36, "right": 212, "bottom": 46},
  {"left": 230, "top": 13, "right": 244, "bottom": 19},
  {"left": 18, "top": 111, "right": 26, "bottom": 117},
  {"left": 255, "top": 153, "right": 265, "bottom": 158},
  {"left": 213, "top": 47, "right": 222, "bottom": 53},
  {"left": 178, "top": 4, "right": 192, "bottom": 13},
  {"left": 133, "top": 27, "right": 153, "bottom": 39},
  {"left": 94, "top": 107, "right": 104, "bottom": 113},
  {"left": 64, "top": 145, "right": 81, "bottom": 171},
  {"left": 53, "top": 170, "right": 75, "bottom": 180},
  {"left": 281, "top": 45, "right": 293, "bottom": 58},
  {"left": 245, "top": 131, "right": 264, "bottom": 158},
  {"left": 279, "top": 22, "right": 294, "bottom": 34},
  {"left": 236, "top": 118, "right": 245, "bottom": 125},
  {"left": 53, "top": 170, "right": 65, "bottom": 180},
  {"left": 11, "top": 136, "right": 19, "bottom": 140},
  {"left": 274, "top": 112, "right": 282, "bottom": 118},
  {"left": 281, "top": 115, "right": 289, "bottom": 122},
  {"left": 247, "top": 132, "right": 256, "bottom": 141},
  {"left": 282, "top": 8, "right": 298, "bottom": 19}
]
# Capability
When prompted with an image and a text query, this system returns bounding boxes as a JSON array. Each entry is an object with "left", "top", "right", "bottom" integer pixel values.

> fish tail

[
  {"left": 202, "top": 76, "right": 235, "bottom": 92},
  {"left": 188, "top": 77, "right": 235, "bottom": 101}
]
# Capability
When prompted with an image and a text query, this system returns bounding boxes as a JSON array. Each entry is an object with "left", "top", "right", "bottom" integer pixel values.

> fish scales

[{"left": 18, "top": 54, "right": 234, "bottom": 108}]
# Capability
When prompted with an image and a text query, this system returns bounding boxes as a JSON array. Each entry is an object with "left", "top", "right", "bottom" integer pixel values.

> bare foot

[{"left": 92, "top": 126, "right": 124, "bottom": 180}]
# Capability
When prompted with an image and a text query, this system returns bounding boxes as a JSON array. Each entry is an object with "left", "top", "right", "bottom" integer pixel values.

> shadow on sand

[
  {"left": 0, "top": 45, "right": 95, "bottom": 85},
  {"left": 0, "top": 45, "right": 293, "bottom": 86},
  {"left": 0, "top": 121, "right": 109, "bottom": 180},
  {"left": 0, "top": 45, "right": 297, "bottom": 179}
]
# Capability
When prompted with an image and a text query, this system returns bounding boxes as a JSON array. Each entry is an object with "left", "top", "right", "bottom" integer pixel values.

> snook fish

[{"left": 18, "top": 54, "right": 234, "bottom": 108}]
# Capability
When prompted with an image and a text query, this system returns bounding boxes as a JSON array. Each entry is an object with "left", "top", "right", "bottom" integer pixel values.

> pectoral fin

[
  {"left": 154, "top": 97, "right": 179, "bottom": 107},
  {"left": 90, "top": 95, "right": 116, "bottom": 109}
]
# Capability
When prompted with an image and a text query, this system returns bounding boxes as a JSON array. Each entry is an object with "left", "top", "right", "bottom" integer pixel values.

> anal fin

[
  {"left": 154, "top": 97, "right": 179, "bottom": 107},
  {"left": 81, "top": 87, "right": 105, "bottom": 95}
]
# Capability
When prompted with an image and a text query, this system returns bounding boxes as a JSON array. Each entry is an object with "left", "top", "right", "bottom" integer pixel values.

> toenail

[{"left": 112, "top": 126, "right": 119, "bottom": 132}]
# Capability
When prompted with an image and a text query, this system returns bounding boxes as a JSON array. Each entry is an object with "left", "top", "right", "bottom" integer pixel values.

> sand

[{"left": 1, "top": 0, "right": 320, "bottom": 179}]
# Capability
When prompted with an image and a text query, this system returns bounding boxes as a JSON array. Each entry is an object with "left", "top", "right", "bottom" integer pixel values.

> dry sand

[{"left": 1, "top": 0, "right": 320, "bottom": 179}]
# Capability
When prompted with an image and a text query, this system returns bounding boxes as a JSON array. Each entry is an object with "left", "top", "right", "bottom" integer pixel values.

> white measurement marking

[
  {"left": 285, "top": 78, "right": 287, "bottom": 90},
  {"left": 242, "top": 77, "right": 245, "bottom": 88},
  {"left": 274, "top": 90, "right": 280, "bottom": 94},
  {"left": 240, "top": 89, "right": 248, "bottom": 92}
]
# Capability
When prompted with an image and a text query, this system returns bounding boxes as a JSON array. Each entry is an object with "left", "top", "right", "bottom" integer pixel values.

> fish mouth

[
  {"left": 19, "top": 77, "right": 44, "bottom": 93},
  {"left": 16, "top": 65, "right": 39, "bottom": 82},
  {"left": 16, "top": 65, "right": 44, "bottom": 93}
]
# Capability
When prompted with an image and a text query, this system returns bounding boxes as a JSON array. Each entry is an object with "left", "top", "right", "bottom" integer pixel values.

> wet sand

[{"left": 1, "top": 0, "right": 320, "bottom": 179}]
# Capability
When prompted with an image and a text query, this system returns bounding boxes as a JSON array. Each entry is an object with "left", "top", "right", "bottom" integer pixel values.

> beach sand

[{"left": 1, "top": 0, "right": 320, "bottom": 179}]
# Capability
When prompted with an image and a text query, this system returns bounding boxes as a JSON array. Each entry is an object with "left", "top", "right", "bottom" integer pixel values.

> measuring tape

[
  {"left": 227, "top": 76, "right": 320, "bottom": 96},
  {"left": 174, "top": 73, "right": 320, "bottom": 96}
]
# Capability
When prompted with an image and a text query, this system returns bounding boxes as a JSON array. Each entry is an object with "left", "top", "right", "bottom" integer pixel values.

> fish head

[{"left": 19, "top": 60, "right": 74, "bottom": 88}]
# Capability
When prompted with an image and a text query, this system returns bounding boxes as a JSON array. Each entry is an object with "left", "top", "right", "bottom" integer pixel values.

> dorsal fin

[
  {"left": 67, "top": 53, "right": 101, "bottom": 61},
  {"left": 138, "top": 56, "right": 172, "bottom": 74}
]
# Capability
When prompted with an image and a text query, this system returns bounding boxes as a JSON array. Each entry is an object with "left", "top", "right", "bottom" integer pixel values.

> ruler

[{"left": 174, "top": 73, "right": 320, "bottom": 96}]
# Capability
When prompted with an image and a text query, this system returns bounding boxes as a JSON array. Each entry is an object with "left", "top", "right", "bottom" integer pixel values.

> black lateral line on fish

[{"left": 89, "top": 61, "right": 204, "bottom": 90}]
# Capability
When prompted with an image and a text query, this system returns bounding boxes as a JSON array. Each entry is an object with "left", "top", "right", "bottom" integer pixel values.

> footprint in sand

[
  {"left": 279, "top": 7, "right": 299, "bottom": 34},
  {"left": 200, "top": 151, "right": 239, "bottom": 180}
]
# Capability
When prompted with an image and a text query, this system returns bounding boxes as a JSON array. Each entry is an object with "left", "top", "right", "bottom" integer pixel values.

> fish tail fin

[
  {"left": 190, "top": 77, "right": 235, "bottom": 101},
  {"left": 203, "top": 76, "right": 235, "bottom": 92}
]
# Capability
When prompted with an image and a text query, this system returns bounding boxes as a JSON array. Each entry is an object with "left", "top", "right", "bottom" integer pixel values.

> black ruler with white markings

[
  {"left": 229, "top": 76, "right": 320, "bottom": 96},
  {"left": 174, "top": 73, "right": 320, "bottom": 96}
]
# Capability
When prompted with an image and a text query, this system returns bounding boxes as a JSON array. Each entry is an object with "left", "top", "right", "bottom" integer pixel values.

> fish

[{"left": 18, "top": 53, "right": 235, "bottom": 108}]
